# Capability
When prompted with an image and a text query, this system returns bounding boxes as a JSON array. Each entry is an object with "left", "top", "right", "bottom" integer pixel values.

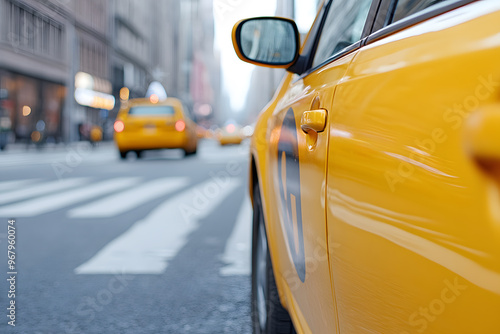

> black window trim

[
  {"left": 367, "top": 0, "right": 478, "bottom": 44},
  {"left": 292, "top": 0, "right": 382, "bottom": 80}
]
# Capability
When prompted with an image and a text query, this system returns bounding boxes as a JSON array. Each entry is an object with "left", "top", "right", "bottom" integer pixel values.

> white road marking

[
  {"left": 68, "top": 178, "right": 190, "bottom": 218},
  {"left": 0, "top": 154, "right": 72, "bottom": 167},
  {"left": 219, "top": 196, "right": 252, "bottom": 276},
  {"left": 0, "top": 178, "right": 88, "bottom": 205},
  {"left": 75, "top": 178, "right": 242, "bottom": 274},
  {"left": 0, "top": 156, "right": 39, "bottom": 167},
  {"left": 0, "top": 149, "right": 116, "bottom": 168},
  {"left": 0, "top": 178, "right": 141, "bottom": 217},
  {"left": 0, "top": 179, "right": 40, "bottom": 191}
]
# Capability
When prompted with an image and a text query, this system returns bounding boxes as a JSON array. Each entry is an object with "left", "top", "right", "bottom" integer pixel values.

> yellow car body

[
  {"left": 114, "top": 97, "right": 198, "bottom": 158},
  {"left": 216, "top": 126, "right": 245, "bottom": 146},
  {"left": 218, "top": 134, "right": 244, "bottom": 146},
  {"left": 234, "top": 1, "right": 500, "bottom": 333}
]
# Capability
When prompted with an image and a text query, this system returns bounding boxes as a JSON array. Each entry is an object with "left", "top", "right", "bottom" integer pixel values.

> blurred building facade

[
  {"left": 0, "top": 0, "right": 219, "bottom": 143},
  {"left": 110, "top": 0, "right": 151, "bottom": 99},
  {"left": 71, "top": 0, "right": 113, "bottom": 141},
  {"left": 0, "top": 0, "right": 69, "bottom": 143},
  {"left": 187, "top": 0, "right": 220, "bottom": 126}
]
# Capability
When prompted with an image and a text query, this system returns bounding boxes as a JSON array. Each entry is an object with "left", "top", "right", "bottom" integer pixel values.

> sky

[
  {"left": 294, "top": 0, "right": 320, "bottom": 33},
  {"left": 213, "top": 0, "right": 278, "bottom": 114}
]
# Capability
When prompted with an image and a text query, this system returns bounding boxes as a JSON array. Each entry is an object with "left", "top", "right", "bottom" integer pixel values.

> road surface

[{"left": 0, "top": 140, "right": 252, "bottom": 334}]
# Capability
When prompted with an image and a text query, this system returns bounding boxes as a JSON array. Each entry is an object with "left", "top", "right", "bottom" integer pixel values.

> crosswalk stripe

[
  {"left": 0, "top": 177, "right": 141, "bottom": 217},
  {"left": 0, "top": 155, "right": 65, "bottom": 167},
  {"left": 75, "top": 178, "right": 242, "bottom": 274},
  {"left": 0, "top": 178, "right": 88, "bottom": 205},
  {"left": 0, "top": 150, "right": 116, "bottom": 168},
  {"left": 68, "top": 177, "right": 190, "bottom": 218},
  {"left": 0, "top": 179, "right": 40, "bottom": 191},
  {"left": 219, "top": 196, "right": 252, "bottom": 276}
]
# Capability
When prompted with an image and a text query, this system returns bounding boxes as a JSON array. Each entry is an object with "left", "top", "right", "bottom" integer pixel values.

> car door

[
  {"left": 265, "top": 1, "right": 375, "bottom": 332},
  {"left": 326, "top": 0, "right": 500, "bottom": 333}
]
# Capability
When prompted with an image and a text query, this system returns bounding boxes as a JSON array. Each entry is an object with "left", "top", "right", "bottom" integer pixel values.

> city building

[
  {"left": 175, "top": 0, "right": 219, "bottom": 122},
  {"left": 0, "top": 0, "right": 114, "bottom": 143},
  {"left": 110, "top": 0, "right": 152, "bottom": 100},
  {"left": 0, "top": 0, "right": 70, "bottom": 143},
  {"left": 111, "top": 0, "right": 219, "bottom": 125},
  {"left": 0, "top": 0, "right": 221, "bottom": 143},
  {"left": 71, "top": 0, "right": 114, "bottom": 141}
]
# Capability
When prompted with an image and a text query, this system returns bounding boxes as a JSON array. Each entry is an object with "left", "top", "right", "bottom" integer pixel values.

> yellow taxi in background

[
  {"left": 216, "top": 123, "right": 245, "bottom": 145},
  {"left": 232, "top": 1, "right": 500, "bottom": 333},
  {"left": 114, "top": 97, "right": 198, "bottom": 159}
]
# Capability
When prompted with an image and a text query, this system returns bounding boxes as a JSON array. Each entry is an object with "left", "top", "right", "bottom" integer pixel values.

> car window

[
  {"left": 312, "top": 0, "right": 372, "bottom": 68},
  {"left": 128, "top": 105, "right": 175, "bottom": 116},
  {"left": 390, "top": 0, "right": 450, "bottom": 23}
]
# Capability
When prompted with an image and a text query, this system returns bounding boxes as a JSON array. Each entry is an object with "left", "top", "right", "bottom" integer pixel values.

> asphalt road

[{"left": 0, "top": 140, "right": 252, "bottom": 334}]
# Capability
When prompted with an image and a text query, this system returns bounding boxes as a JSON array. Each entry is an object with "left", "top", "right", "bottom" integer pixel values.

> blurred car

[
  {"left": 216, "top": 124, "right": 244, "bottom": 145},
  {"left": 233, "top": 1, "right": 500, "bottom": 334},
  {"left": 196, "top": 125, "right": 210, "bottom": 139},
  {"left": 114, "top": 97, "right": 198, "bottom": 159}
]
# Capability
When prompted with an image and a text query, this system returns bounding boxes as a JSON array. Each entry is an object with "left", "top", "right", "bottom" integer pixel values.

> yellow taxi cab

[
  {"left": 114, "top": 97, "right": 198, "bottom": 159},
  {"left": 232, "top": 1, "right": 500, "bottom": 333},
  {"left": 196, "top": 125, "right": 210, "bottom": 139},
  {"left": 216, "top": 123, "right": 245, "bottom": 145}
]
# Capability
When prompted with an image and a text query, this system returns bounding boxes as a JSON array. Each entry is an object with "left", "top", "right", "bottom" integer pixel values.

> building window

[{"left": 1, "top": 0, "right": 65, "bottom": 60}]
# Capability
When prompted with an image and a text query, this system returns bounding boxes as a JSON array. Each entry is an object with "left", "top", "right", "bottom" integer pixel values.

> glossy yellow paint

[
  {"left": 327, "top": 3, "right": 500, "bottom": 333},
  {"left": 464, "top": 104, "right": 500, "bottom": 162},
  {"left": 240, "top": 1, "right": 500, "bottom": 333},
  {"left": 243, "top": 5, "right": 342, "bottom": 334},
  {"left": 114, "top": 97, "right": 197, "bottom": 153},
  {"left": 300, "top": 109, "right": 327, "bottom": 134}
]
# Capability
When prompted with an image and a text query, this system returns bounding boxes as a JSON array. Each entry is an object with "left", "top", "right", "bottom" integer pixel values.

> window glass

[
  {"left": 128, "top": 106, "right": 175, "bottom": 116},
  {"left": 391, "top": 0, "right": 450, "bottom": 23},
  {"left": 312, "top": 0, "right": 372, "bottom": 68}
]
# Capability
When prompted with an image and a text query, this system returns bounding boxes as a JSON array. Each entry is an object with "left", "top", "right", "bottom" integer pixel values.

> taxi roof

[{"left": 125, "top": 97, "right": 182, "bottom": 108}]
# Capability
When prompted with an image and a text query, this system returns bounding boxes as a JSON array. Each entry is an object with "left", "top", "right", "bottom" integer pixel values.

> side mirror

[{"left": 232, "top": 17, "right": 300, "bottom": 68}]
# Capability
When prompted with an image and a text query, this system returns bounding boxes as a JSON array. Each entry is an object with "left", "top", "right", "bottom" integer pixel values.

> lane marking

[
  {"left": 68, "top": 178, "right": 190, "bottom": 218},
  {"left": 0, "top": 178, "right": 141, "bottom": 217},
  {"left": 75, "top": 178, "right": 241, "bottom": 274},
  {"left": 0, "top": 179, "right": 40, "bottom": 192},
  {"left": 219, "top": 196, "right": 252, "bottom": 276},
  {"left": 0, "top": 178, "right": 88, "bottom": 205}
]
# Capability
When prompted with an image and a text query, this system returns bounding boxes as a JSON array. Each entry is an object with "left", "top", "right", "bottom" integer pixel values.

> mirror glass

[{"left": 239, "top": 19, "right": 298, "bottom": 65}]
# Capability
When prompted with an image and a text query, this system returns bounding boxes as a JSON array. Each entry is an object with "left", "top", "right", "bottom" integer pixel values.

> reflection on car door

[
  {"left": 267, "top": 0, "right": 374, "bottom": 331},
  {"left": 326, "top": 2, "right": 500, "bottom": 333},
  {"left": 268, "top": 60, "right": 348, "bottom": 334}
]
